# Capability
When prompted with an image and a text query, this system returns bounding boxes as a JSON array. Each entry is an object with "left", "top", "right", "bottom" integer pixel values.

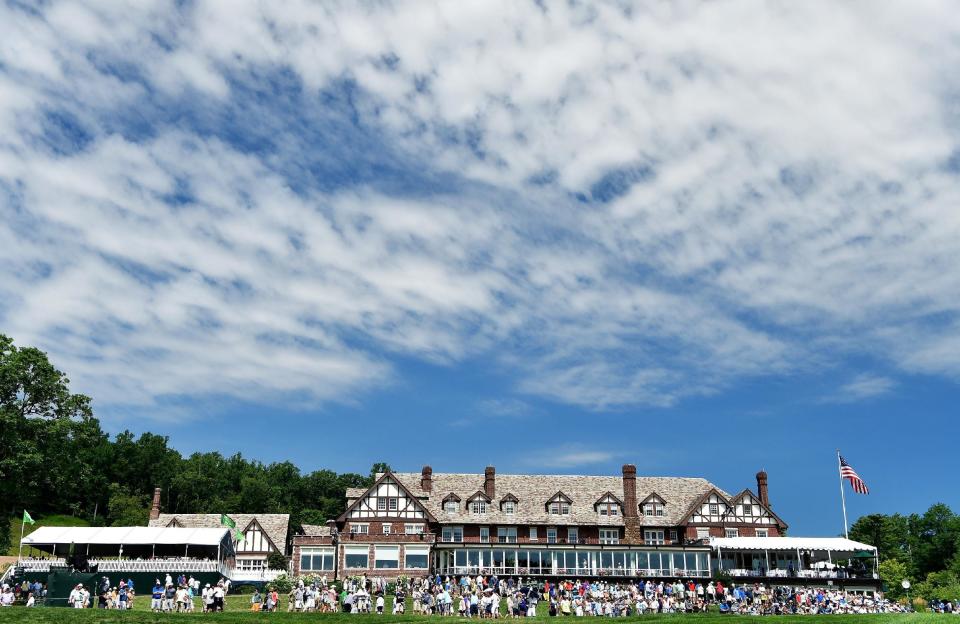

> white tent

[
  {"left": 21, "top": 526, "right": 235, "bottom": 559},
  {"left": 708, "top": 536, "right": 876, "bottom": 555}
]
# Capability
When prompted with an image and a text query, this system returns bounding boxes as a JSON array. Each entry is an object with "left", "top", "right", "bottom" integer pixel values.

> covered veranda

[{"left": 709, "top": 536, "right": 878, "bottom": 581}]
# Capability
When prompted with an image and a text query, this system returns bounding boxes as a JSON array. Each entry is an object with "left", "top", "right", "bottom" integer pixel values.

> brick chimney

[
  {"left": 484, "top": 466, "right": 496, "bottom": 499},
  {"left": 756, "top": 470, "right": 770, "bottom": 508},
  {"left": 621, "top": 464, "right": 641, "bottom": 543},
  {"left": 421, "top": 465, "right": 433, "bottom": 492},
  {"left": 621, "top": 465, "right": 638, "bottom": 517},
  {"left": 149, "top": 487, "right": 162, "bottom": 521}
]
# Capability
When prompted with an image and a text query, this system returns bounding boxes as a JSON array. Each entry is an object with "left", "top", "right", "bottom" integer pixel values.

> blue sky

[{"left": 2, "top": 1, "right": 959, "bottom": 536}]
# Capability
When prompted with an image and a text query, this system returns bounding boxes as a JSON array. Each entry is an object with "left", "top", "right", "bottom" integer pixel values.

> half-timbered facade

[
  {"left": 149, "top": 508, "right": 290, "bottom": 576},
  {"left": 291, "top": 465, "right": 788, "bottom": 580}
]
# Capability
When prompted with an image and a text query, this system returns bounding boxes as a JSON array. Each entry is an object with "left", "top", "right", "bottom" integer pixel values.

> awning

[
  {"left": 22, "top": 526, "right": 234, "bottom": 550},
  {"left": 708, "top": 536, "right": 876, "bottom": 554}
]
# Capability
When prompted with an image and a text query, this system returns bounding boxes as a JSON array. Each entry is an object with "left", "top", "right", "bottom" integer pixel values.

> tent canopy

[
  {"left": 709, "top": 536, "right": 876, "bottom": 556},
  {"left": 21, "top": 526, "right": 235, "bottom": 559}
]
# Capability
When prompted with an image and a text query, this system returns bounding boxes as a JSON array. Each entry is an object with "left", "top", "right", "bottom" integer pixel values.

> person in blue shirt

[{"left": 151, "top": 582, "right": 164, "bottom": 612}]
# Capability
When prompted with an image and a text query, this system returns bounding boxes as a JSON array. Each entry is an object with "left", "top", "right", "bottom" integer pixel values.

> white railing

[
  {"left": 17, "top": 559, "right": 66, "bottom": 572},
  {"left": 91, "top": 559, "right": 226, "bottom": 574}
]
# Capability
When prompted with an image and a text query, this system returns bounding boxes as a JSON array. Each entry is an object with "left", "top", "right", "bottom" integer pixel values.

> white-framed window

[
  {"left": 471, "top": 500, "right": 487, "bottom": 515},
  {"left": 546, "top": 528, "right": 558, "bottom": 544},
  {"left": 644, "top": 503, "right": 664, "bottom": 517},
  {"left": 756, "top": 528, "right": 769, "bottom": 538},
  {"left": 599, "top": 504, "right": 619, "bottom": 517},
  {"left": 404, "top": 523, "right": 424, "bottom": 535},
  {"left": 529, "top": 527, "right": 538, "bottom": 541},
  {"left": 236, "top": 558, "right": 266, "bottom": 572},
  {"left": 479, "top": 527, "right": 490, "bottom": 543},
  {"left": 709, "top": 503, "right": 720, "bottom": 515},
  {"left": 404, "top": 546, "right": 429, "bottom": 569},
  {"left": 599, "top": 528, "right": 619, "bottom": 544},
  {"left": 444, "top": 500, "right": 459, "bottom": 513},
  {"left": 441, "top": 526, "right": 463, "bottom": 542},
  {"left": 374, "top": 545, "right": 399, "bottom": 569},
  {"left": 389, "top": 497, "right": 399, "bottom": 511},
  {"left": 567, "top": 527, "right": 579, "bottom": 544},
  {"left": 644, "top": 530, "right": 665, "bottom": 545},
  {"left": 503, "top": 501, "right": 516, "bottom": 515},
  {"left": 725, "top": 528, "right": 740, "bottom": 538},
  {"left": 344, "top": 546, "right": 369, "bottom": 569},
  {"left": 549, "top": 502, "right": 570, "bottom": 515},
  {"left": 743, "top": 504, "right": 754, "bottom": 516},
  {"left": 349, "top": 523, "right": 369, "bottom": 535},
  {"left": 299, "top": 547, "right": 335, "bottom": 572},
  {"left": 382, "top": 523, "right": 392, "bottom": 535},
  {"left": 696, "top": 527, "right": 710, "bottom": 539},
  {"left": 377, "top": 498, "right": 387, "bottom": 511},
  {"left": 498, "top": 527, "right": 517, "bottom": 543}
]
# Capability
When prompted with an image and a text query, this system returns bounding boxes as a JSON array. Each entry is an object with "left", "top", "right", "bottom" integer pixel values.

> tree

[
  {"left": 369, "top": 462, "right": 392, "bottom": 483},
  {"left": 0, "top": 334, "right": 100, "bottom": 521},
  {"left": 878, "top": 558, "right": 910, "bottom": 599},
  {"left": 107, "top": 484, "right": 149, "bottom": 526},
  {"left": 267, "top": 551, "right": 289, "bottom": 571}
]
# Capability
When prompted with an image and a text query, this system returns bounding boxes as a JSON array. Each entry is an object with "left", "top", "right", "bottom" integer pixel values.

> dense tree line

[
  {"left": 0, "top": 334, "right": 385, "bottom": 551},
  {"left": 850, "top": 503, "right": 960, "bottom": 601}
]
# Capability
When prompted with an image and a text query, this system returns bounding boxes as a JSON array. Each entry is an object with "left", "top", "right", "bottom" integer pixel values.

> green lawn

[{"left": 6, "top": 515, "right": 92, "bottom": 557}]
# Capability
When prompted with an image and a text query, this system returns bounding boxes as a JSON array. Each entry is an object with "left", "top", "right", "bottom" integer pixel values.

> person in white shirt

[{"left": 376, "top": 594, "right": 385, "bottom": 614}]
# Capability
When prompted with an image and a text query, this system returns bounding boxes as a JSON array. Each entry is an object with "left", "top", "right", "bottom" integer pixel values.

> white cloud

[
  {"left": 826, "top": 374, "right": 897, "bottom": 403},
  {"left": 528, "top": 445, "right": 620, "bottom": 470},
  {"left": 1, "top": 0, "right": 960, "bottom": 419}
]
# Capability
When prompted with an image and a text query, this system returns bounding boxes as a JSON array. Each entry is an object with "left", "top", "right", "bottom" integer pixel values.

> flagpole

[
  {"left": 17, "top": 514, "right": 26, "bottom": 564},
  {"left": 837, "top": 449, "right": 849, "bottom": 539}
]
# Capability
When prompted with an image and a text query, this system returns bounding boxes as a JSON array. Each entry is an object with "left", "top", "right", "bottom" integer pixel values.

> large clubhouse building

[{"left": 292, "top": 465, "right": 794, "bottom": 581}]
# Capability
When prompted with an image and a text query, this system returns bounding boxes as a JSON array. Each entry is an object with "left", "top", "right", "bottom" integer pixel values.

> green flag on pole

[
  {"left": 234, "top": 529, "right": 245, "bottom": 542},
  {"left": 23, "top": 510, "right": 35, "bottom": 525},
  {"left": 220, "top": 514, "right": 236, "bottom": 529}
]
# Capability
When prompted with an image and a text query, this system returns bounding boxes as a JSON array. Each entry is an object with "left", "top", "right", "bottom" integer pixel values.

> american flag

[{"left": 839, "top": 455, "right": 869, "bottom": 494}]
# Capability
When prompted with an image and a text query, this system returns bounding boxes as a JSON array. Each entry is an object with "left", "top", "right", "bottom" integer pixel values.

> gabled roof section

[
  {"left": 466, "top": 490, "right": 491, "bottom": 503},
  {"left": 677, "top": 487, "right": 733, "bottom": 524},
  {"left": 594, "top": 491, "right": 624, "bottom": 507},
  {"left": 240, "top": 518, "right": 280, "bottom": 552},
  {"left": 149, "top": 514, "right": 289, "bottom": 553},
  {"left": 640, "top": 492, "right": 667, "bottom": 505},
  {"left": 546, "top": 491, "right": 573, "bottom": 505},
  {"left": 500, "top": 492, "right": 519, "bottom": 503},
  {"left": 387, "top": 471, "right": 730, "bottom": 526},
  {"left": 441, "top": 492, "right": 462, "bottom": 503},
  {"left": 336, "top": 471, "right": 437, "bottom": 523},
  {"left": 730, "top": 488, "right": 789, "bottom": 529}
]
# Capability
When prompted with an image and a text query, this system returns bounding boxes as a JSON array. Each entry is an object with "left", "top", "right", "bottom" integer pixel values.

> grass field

[{"left": 0, "top": 609, "right": 940, "bottom": 624}]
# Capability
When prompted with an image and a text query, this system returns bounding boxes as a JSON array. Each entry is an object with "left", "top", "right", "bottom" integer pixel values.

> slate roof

[
  {"left": 388, "top": 472, "right": 731, "bottom": 526},
  {"left": 149, "top": 514, "right": 290, "bottom": 552},
  {"left": 300, "top": 524, "right": 333, "bottom": 537}
]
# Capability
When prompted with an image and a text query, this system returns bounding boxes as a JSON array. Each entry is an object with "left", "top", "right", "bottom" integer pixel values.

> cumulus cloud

[{"left": 1, "top": 0, "right": 959, "bottom": 420}]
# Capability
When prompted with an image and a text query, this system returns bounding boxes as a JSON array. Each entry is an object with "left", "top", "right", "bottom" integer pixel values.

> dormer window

[
  {"left": 546, "top": 491, "right": 572, "bottom": 515},
  {"left": 595, "top": 492, "right": 622, "bottom": 517},
  {"left": 500, "top": 493, "right": 519, "bottom": 514},
  {"left": 442, "top": 493, "right": 461, "bottom": 514},
  {"left": 641, "top": 493, "right": 667, "bottom": 517},
  {"left": 467, "top": 491, "right": 491, "bottom": 515}
]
